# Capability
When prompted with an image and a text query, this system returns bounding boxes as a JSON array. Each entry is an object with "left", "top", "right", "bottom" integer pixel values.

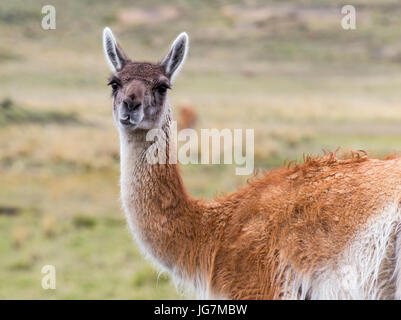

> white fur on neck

[{"left": 118, "top": 107, "right": 212, "bottom": 299}]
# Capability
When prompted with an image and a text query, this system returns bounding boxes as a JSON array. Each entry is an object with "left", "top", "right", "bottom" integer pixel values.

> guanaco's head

[{"left": 102, "top": 27, "right": 188, "bottom": 133}]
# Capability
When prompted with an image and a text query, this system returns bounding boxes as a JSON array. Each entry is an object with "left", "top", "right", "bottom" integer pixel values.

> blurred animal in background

[{"left": 178, "top": 103, "right": 197, "bottom": 130}]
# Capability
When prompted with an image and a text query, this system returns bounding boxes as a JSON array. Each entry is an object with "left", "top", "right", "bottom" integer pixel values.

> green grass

[
  {"left": 0, "top": 98, "right": 80, "bottom": 126},
  {"left": 1, "top": 0, "right": 401, "bottom": 299},
  {"left": 0, "top": 207, "right": 180, "bottom": 299}
]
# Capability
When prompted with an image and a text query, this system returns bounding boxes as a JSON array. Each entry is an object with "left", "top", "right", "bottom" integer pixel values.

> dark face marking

[{"left": 108, "top": 62, "right": 171, "bottom": 132}]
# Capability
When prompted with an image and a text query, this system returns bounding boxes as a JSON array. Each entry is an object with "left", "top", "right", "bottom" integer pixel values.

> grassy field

[{"left": 1, "top": 0, "right": 401, "bottom": 299}]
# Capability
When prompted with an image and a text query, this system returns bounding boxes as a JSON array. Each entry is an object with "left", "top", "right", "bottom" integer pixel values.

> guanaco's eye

[
  {"left": 107, "top": 81, "right": 120, "bottom": 91},
  {"left": 156, "top": 84, "right": 170, "bottom": 95}
]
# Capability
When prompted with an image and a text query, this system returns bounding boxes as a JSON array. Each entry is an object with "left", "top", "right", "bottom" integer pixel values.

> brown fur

[
  {"left": 120, "top": 119, "right": 401, "bottom": 299},
  {"left": 116, "top": 62, "right": 166, "bottom": 84},
  {"left": 208, "top": 152, "right": 401, "bottom": 298}
]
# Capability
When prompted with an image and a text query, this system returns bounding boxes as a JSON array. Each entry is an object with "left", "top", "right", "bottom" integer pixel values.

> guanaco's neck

[{"left": 119, "top": 114, "right": 206, "bottom": 279}]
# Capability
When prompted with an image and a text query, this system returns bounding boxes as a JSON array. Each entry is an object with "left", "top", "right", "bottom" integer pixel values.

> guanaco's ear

[
  {"left": 103, "top": 27, "right": 129, "bottom": 73},
  {"left": 160, "top": 32, "right": 189, "bottom": 83}
]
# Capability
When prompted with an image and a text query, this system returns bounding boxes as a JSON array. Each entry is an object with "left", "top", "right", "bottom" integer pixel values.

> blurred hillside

[{"left": 1, "top": 0, "right": 401, "bottom": 299}]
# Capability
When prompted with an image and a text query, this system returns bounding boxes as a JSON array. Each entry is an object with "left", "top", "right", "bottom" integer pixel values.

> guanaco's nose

[{"left": 122, "top": 97, "right": 142, "bottom": 112}]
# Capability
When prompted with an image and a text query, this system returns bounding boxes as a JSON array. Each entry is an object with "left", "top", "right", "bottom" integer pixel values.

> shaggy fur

[{"left": 103, "top": 28, "right": 401, "bottom": 299}]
